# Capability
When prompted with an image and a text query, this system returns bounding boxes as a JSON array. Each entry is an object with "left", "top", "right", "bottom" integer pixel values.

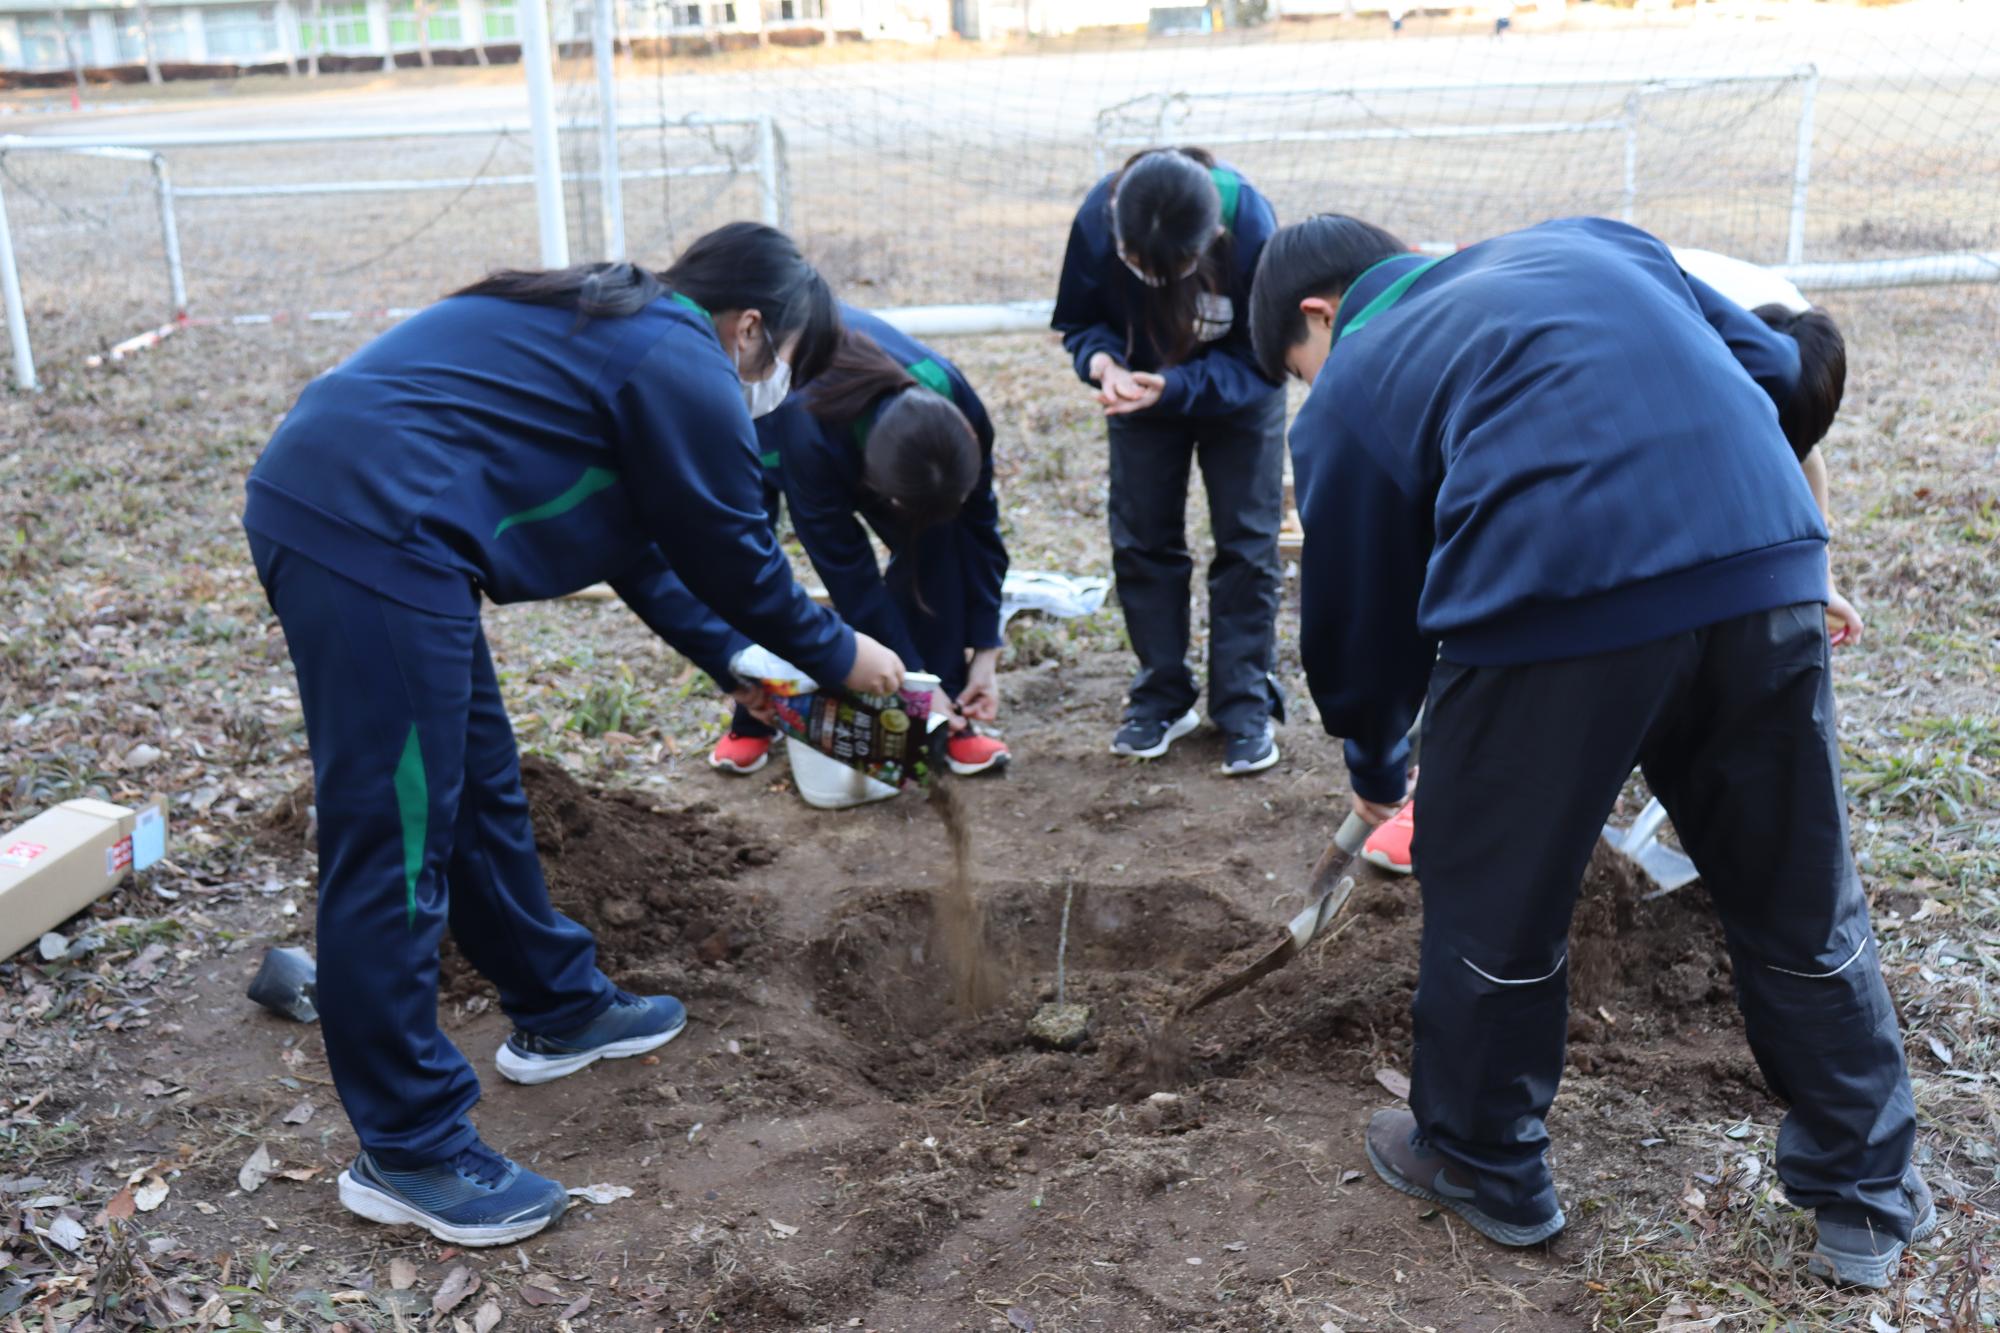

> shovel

[
  {"left": 1183, "top": 811, "right": 1372, "bottom": 1014},
  {"left": 1601, "top": 796, "right": 1700, "bottom": 898}
]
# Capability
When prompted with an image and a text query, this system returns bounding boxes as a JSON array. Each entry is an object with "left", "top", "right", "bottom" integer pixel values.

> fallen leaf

[
  {"left": 237, "top": 1145, "right": 274, "bottom": 1193},
  {"left": 768, "top": 1219, "right": 799, "bottom": 1238},
  {"left": 520, "top": 1282, "right": 564, "bottom": 1306},
  {"left": 133, "top": 1180, "right": 169, "bottom": 1212},
  {"left": 433, "top": 1265, "right": 478, "bottom": 1315},
  {"left": 104, "top": 1186, "right": 137, "bottom": 1220},
  {"left": 389, "top": 1258, "right": 417, "bottom": 1291},
  {"left": 193, "top": 1200, "right": 219, "bottom": 1215},
  {"left": 1374, "top": 1068, "right": 1412, "bottom": 1100},
  {"left": 473, "top": 1301, "right": 502, "bottom": 1333},
  {"left": 1339, "top": 1169, "right": 1362, "bottom": 1185},
  {"left": 1006, "top": 1308, "right": 1036, "bottom": 1332},
  {"left": 559, "top": 1294, "right": 590, "bottom": 1319},
  {"left": 44, "top": 1214, "right": 87, "bottom": 1253},
  {"left": 125, "top": 743, "right": 163, "bottom": 769},
  {"left": 276, "top": 1166, "right": 322, "bottom": 1182},
  {"left": 137, "top": 1079, "right": 173, "bottom": 1097},
  {"left": 1222, "top": 1241, "right": 1247, "bottom": 1252},
  {"left": 281, "top": 1100, "right": 315, "bottom": 1126},
  {"left": 1928, "top": 1035, "right": 1954, "bottom": 1065},
  {"left": 565, "top": 1183, "right": 633, "bottom": 1205}
]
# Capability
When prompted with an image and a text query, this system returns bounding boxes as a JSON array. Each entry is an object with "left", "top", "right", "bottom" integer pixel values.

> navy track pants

[
  {"left": 251, "top": 535, "right": 614, "bottom": 1167},
  {"left": 1409, "top": 603, "right": 1917, "bottom": 1237}
]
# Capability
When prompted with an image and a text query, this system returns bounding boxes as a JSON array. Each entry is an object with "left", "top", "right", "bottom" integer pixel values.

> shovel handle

[{"left": 1334, "top": 810, "right": 1371, "bottom": 856}]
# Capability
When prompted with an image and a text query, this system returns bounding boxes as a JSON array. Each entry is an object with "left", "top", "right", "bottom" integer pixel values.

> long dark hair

[
  {"left": 452, "top": 222, "right": 841, "bottom": 384},
  {"left": 807, "top": 332, "right": 980, "bottom": 612},
  {"left": 1752, "top": 304, "right": 1846, "bottom": 456},
  {"left": 1248, "top": 214, "right": 1409, "bottom": 381},
  {"left": 1110, "top": 146, "right": 1231, "bottom": 367}
]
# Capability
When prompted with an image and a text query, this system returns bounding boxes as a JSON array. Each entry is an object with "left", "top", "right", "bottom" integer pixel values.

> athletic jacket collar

[{"left": 1332, "top": 253, "right": 1439, "bottom": 345}]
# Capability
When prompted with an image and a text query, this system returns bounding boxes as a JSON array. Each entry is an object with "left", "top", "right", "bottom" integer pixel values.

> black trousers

[
  {"left": 1106, "top": 391, "right": 1286, "bottom": 735},
  {"left": 1409, "top": 603, "right": 1917, "bottom": 1235}
]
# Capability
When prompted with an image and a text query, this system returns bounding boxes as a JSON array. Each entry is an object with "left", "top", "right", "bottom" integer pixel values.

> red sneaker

[
  {"left": 1362, "top": 801, "right": 1416, "bottom": 875},
  {"left": 945, "top": 731, "right": 1011, "bottom": 777},
  {"left": 708, "top": 732, "right": 773, "bottom": 775}
]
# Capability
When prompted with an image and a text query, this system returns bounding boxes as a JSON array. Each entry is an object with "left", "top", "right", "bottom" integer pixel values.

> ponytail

[{"left": 451, "top": 222, "right": 843, "bottom": 386}]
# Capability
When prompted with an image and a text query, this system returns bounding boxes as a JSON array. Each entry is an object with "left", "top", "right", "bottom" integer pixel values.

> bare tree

[
  {"left": 415, "top": 0, "right": 433, "bottom": 65},
  {"left": 305, "top": 0, "right": 324, "bottom": 75},
  {"left": 133, "top": 0, "right": 164, "bottom": 83},
  {"left": 52, "top": 4, "right": 87, "bottom": 100}
]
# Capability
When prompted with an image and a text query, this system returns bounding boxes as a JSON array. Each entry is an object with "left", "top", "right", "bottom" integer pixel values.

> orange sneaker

[
  {"left": 1362, "top": 801, "right": 1416, "bottom": 875},
  {"left": 945, "top": 731, "right": 1011, "bottom": 777},
  {"left": 708, "top": 731, "right": 773, "bottom": 775}
]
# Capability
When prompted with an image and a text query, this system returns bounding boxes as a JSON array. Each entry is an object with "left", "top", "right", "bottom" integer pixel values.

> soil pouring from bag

[{"left": 926, "top": 777, "right": 1009, "bottom": 1014}]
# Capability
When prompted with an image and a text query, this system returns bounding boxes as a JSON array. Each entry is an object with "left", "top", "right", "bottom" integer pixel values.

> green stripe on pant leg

[{"left": 393, "top": 725, "right": 427, "bottom": 931}]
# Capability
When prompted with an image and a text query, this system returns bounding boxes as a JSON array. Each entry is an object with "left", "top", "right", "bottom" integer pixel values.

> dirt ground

[{"left": 2, "top": 281, "right": 1998, "bottom": 1332}]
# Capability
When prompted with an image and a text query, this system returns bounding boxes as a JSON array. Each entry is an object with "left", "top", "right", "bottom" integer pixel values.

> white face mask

[
  {"left": 1120, "top": 251, "right": 1200, "bottom": 289},
  {"left": 737, "top": 331, "right": 792, "bottom": 419}
]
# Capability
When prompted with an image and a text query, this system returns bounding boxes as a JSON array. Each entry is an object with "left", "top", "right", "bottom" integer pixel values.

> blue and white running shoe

[
  {"left": 337, "top": 1141, "right": 567, "bottom": 1246},
  {"left": 494, "top": 991, "right": 687, "bottom": 1086}
]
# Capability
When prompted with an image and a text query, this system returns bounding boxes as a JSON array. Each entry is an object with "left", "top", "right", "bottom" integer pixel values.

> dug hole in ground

[{"left": 188, "top": 667, "right": 1765, "bottom": 1331}]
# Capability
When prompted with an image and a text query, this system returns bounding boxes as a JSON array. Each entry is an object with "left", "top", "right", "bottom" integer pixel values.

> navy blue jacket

[
  {"left": 1051, "top": 162, "right": 1281, "bottom": 417},
  {"left": 765, "top": 306, "right": 1008, "bottom": 667},
  {"left": 243, "top": 293, "right": 854, "bottom": 687},
  {"left": 1292, "top": 218, "right": 1829, "bottom": 802}
]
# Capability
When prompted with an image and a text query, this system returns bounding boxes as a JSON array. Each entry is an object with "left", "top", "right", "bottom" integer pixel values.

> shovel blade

[{"left": 1600, "top": 821, "right": 1701, "bottom": 897}]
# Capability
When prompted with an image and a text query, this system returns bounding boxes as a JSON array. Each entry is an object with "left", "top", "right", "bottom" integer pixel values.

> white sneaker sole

[
  {"left": 1110, "top": 710, "right": 1200, "bottom": 759},
  {"left": 708, "top": 751, "right": 770, "bottom": 775},
  {"left": 1221, "top": 743, "right": 1280, "bottom": 776},
  {"left": 947, "top": 750, "right": 1010, "bottom": 776},
  {"left": 337, "top": 1170, "right": 558, "bottom": 1247},
  {"left": 494, "top": 1017, "right": 686, "bottom": 1086},
  {"left": 1361, "top": 847, "right": 1415, "bottom": 875}
]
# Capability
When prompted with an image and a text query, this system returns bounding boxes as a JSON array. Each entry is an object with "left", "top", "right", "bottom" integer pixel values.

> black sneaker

[
  {"left": 1110, "top": 709, "right": 1199, "bottom": 759},
  {"left": 1364, "top": 1108, "right": 1566, "bottom": 1247},
  {"left": 1807, "top": 1164, "right": 1939, "bottom": 1288},
  {"left": 1221, "top": 723, "right": 1279, "bottom": 776}
]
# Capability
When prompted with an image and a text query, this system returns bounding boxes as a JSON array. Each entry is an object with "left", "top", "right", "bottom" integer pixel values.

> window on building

[
  {"left": 389, "top": 0, "right": 463, "bottom": 43},
  {"left": 667, "top": 2, "right": 700, "bottom": 24},
  {"left": 17, "top": 16, "right": 67, "bottom": 70},
  {"left": 116, "top": 8, "right": 198, "bottom": 60},
  {"left": 712, "top": 2, "right": 735, "bottom": 23},
  {"left": 300, "top": 0, "right": 371, "bottom": 50},
  {"left": 203, "top": 4, "right": 280, "bottom": 58},
  {"left": 766, "top": 0, "right": 823, "bottom": 19},
  {"left": 483, "top": 0, "right": 517, "bottom": 38}
]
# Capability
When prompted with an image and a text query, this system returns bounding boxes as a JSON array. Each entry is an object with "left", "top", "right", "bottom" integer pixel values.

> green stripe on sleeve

[
  {"left": 493, "top": 466, "right": 620, "bottom": 538},
  {"left": 393, "top": 725, "right": 427, "bottom": 932},
  {"left": 905, "top": 357, "right": 953, "bottom": 398},
  {"left": 669, "top": 291, "right": 710, "bottom": 318}
]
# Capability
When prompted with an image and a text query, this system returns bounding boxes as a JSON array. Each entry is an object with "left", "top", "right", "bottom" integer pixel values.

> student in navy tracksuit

[
  {"left": 703, "top": 306, "right": 1013, "bottom": 778},
  {"left": 243, "top": 225, "right": 905, "bottom": 1247},
  {"left": 1053, "top": 147, "right": 1287, "bottom": 775},
  {"left": 1249, "top": 215, "right": 1924, "bottom": 1286},
  {"left": 1355, "top": 250, "right": 1867, "bottom": 877}
]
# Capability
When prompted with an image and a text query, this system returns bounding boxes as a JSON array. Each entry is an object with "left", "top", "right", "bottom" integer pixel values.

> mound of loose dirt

[{"left": 518, "top": 755, "right": 775, "bottom": 976}]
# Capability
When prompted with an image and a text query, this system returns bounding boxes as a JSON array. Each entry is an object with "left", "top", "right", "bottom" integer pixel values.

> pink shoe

[
  {"left": 1362, "top": 801, "right": 1416, "bottom": 875},
  {"left": 945, "top": 731, "right": 1010, "bottom": 776},
  {"left": 708, "top": 732, "right": 773, "bottom": 775}
]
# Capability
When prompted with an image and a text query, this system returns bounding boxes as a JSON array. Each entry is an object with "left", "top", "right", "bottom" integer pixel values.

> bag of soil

[{"left": 730, "top": 645, "right": 948, "bottom": 794}]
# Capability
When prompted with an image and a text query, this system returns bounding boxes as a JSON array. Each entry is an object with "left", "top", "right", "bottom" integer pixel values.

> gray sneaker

[
  {"left": 1363, "top": 1108, "right": 1566, "bottom": 1247},
  {"left": 1806, "top": 1164, "right": 1938, "bottom": 1289}
]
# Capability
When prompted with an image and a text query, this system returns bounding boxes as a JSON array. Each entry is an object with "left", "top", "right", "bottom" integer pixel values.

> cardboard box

[{"left": 0, "top": 797, "right": 167, "bottom": 961}]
